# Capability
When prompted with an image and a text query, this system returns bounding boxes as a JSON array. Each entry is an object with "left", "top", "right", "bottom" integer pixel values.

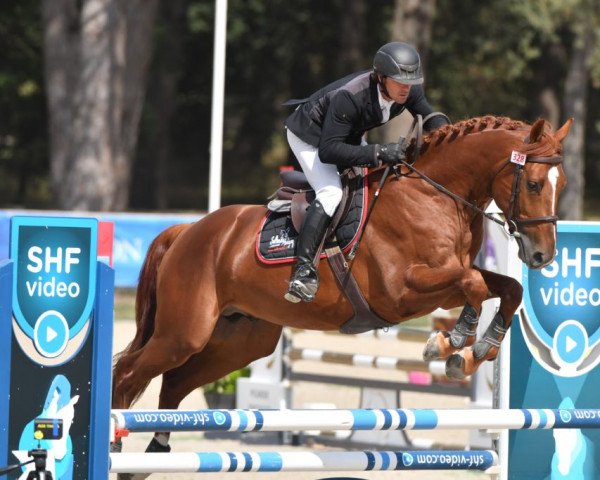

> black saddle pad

[{"left": 256, "top": 175, "right": 368, "bottom": 264}]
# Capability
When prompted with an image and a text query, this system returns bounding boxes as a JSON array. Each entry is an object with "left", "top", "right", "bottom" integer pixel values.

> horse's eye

[{"left": 527, "top": 181, "right": 540, "bottom": 193}]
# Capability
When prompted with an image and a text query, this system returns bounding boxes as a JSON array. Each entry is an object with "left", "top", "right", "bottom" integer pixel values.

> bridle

[
  {"left": 350, "top": 117, "right": 563, "bottom": 260},
  {"left": 393, "top": 116, "right": 564, "bottom": 239},
  {"left": 491, "top": 154, "right": 563, "bottom": 236}
]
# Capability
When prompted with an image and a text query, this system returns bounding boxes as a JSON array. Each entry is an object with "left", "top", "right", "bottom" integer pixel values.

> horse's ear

[
  {"left": 529, "top": 119, "right": 546, "bottom": 143},
  {"left": 554, "top": 117, "right": 574, "bottom": 143}
]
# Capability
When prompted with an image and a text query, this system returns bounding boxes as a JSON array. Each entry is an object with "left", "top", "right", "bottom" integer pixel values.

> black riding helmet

[{"left": 373, "top": 42, "right": 423, "bottom": 85}]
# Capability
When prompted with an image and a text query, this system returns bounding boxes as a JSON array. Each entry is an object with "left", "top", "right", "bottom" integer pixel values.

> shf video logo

[
  {"left": 521, "top": 226, "right": 600, "bottom": 376},
  {"left": 11, "top": 217, "right": 97, "bottom": 362}
]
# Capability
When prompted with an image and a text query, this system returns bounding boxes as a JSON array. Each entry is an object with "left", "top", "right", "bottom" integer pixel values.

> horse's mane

[{"left": 416, "top": 115, "right": 560, "bottom": 157}]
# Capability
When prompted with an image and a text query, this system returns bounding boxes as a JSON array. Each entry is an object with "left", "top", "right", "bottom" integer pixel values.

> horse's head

[{"left": 492, "top": 118, "right": 573, "bottom": 269}]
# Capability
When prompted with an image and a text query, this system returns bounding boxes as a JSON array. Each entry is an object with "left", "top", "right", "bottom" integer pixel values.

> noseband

[{"left": 494, "top": 154, "right": 563, "bottom": 236}]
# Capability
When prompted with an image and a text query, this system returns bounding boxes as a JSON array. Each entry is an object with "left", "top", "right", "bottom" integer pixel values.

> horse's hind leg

[
  {"left": 145, "top": 316, "right": 283, "bottom": 454},
  {"left": 160, "top": 316, "right": 283, "bottom": 409},
  {"left": 112, "top": 332, "right": 207, "bottom": 410},
  {"left": 445, "top": 268, "right": 523, "bottom": 379}
]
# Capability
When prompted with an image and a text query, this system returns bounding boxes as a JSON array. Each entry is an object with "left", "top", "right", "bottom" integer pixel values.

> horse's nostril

[{"left": 533, "top": 252, "right": 544, "bottom": 265}]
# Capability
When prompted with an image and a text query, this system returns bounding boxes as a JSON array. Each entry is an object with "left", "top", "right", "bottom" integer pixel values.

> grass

[{"left": 114, "top": 288, "right": 136, "bottom": 321}]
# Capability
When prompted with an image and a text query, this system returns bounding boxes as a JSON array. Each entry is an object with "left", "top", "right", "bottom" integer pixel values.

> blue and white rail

[
  {"left": 109, "top": 449, "right": 497, "bottom": 473},
  {"left": 112, "top": 408, "right": 600, "bottom": 433}
]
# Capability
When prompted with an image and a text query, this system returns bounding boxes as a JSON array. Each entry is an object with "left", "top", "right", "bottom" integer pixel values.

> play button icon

[
  {"left": 46, "top": 326, "right": 58, "bottom": 343},
  {"left": 34, "top": 310, "right": 69, "bottom": 358},
  {"left": 552, "top": 320, "right": 588, "bottom": 369},
  {"left": 565, "top": 336, "right": 577, "bottom": 354}
]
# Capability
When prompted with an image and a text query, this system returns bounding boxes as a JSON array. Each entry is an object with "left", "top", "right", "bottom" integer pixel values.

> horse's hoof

[
  {"left": 423, "top": 331, "right": 443, "bottom": 361},
  {"left": 445, "top": 353, "right": 468, "bottom": 380}
]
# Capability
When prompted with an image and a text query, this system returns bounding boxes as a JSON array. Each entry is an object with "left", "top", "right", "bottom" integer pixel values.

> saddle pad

[{"left": 256, "top": 176, "right": 368, "bottom": 264}]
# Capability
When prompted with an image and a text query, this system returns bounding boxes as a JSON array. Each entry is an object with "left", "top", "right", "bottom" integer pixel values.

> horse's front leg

[
  {"left": 445, "top": 268, "right": 523, "bottom": 379},
  {"left": 419, "top": 266, "right": 489, "bottom": 362}
]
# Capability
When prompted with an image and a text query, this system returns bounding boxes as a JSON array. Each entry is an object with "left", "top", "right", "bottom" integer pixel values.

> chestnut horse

[{"left": 113, "top": 116, "right": 571, "bottom": 437}]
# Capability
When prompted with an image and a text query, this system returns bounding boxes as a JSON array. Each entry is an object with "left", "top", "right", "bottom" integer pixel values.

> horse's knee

[
  {"left": 458, "top": 269, "right": 487, "bottom": 306},
  {"left": 503, "top": 278, "right": 523, "bottom": 309}
]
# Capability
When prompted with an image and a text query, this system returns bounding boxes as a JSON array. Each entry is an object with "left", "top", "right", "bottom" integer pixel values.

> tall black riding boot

[{"left": 284, "top": 200, "right": 332, "bottom": 303}]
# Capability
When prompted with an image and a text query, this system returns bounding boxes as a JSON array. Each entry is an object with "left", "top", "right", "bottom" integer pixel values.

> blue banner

[
  {"left": 509, "top": 221, "right": 600, "bottom": 479},
  {"left": 0, "top": 210, "right": 201, "bottom": 287}
]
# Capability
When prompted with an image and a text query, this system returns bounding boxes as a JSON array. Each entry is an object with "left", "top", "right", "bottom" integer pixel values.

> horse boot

[{"left": 284, "top": 200, "right": 332, "bottom": 303}]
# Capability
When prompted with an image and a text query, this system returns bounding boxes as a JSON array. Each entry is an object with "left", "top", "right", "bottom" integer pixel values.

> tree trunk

[
  {"left": 340, "top": 0, "right": 365, "bottom": 71},
  {"left": 531, "top": 43, "right": 564, "bottom": 128},
  {"left": 42, "top": 0, "right": 158, "bottom": 211},
  {"left": 380, "top": 0, "right": 437, "bottom": 143},
  {"left": 559, "top": 26, "right": 593, "bottom": 220},
  {"left": 138, "top": 0, "right": 186, "bottom": 209},
  {"left": 391, "top": 0, "right": 435, "bottom": 65}
]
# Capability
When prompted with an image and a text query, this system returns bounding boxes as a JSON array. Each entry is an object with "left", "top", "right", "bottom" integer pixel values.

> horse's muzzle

[{"left": 518, "top": 247, "right": 553, "bottom": 269}]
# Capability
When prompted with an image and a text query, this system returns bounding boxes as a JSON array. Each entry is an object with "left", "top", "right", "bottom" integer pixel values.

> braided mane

[
  {"left": 416, "top": 115, "right": 529, "bottom": 156},
  {"left": 415, "top": 115, "right": 561, "bottom": 158}
]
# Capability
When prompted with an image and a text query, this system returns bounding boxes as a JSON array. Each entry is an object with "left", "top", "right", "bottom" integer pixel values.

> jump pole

[
  {"left": 111, "top": 407, "right": 600, "bottom": 433},
  {"left": 109, "top": 449, "right": 498, "bottom": 474}
]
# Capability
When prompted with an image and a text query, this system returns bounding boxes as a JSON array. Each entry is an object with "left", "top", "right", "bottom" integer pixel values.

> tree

[
  {"left": 42, "top": 0, "right": 158, "bottom": 211},
  {"left": 560, "top": 22, "right": 594, "bottom": 219},
  {"left": 380, "top": 0, "right": 438, "bottom": 144},
  {"left": 130, "top": 0, "right": 187, "bottom": 210},
  {"left": 0, "top": 0, "right": 47, "bottom": 207},
  {"left": 508, "top": 0, "right": 599, "bottom": 219}
]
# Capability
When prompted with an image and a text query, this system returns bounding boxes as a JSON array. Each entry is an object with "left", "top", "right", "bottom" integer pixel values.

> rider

[{"left": 284, "top": 41, "right": 449, "bottom": 304}]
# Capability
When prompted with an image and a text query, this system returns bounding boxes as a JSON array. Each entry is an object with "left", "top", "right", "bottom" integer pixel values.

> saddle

[
  {"left": 266, "top": 170, "right": 316, "bottom": 234},
  {"left": 266, "top": 169, "right": 359, "bottom": 239},
  {"left": 258, "top": 168, "right": 395, "bottom": 334}
]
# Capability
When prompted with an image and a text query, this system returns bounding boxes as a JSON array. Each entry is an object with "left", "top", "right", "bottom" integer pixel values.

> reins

[
  {"left": 396, "top": 157, "right": 507, "bottom": 228},
  {"left": 349, "top": 115, "right": 563, "bottom": 260},
  {"left": 396, "top": 137, "right": 563, "bottom": 237},
  {"left": 348, "top": 112, "right": 448, "bottom": 260}
]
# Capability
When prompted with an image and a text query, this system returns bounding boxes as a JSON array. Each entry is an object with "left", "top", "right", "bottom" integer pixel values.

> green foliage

[
  {"left": 0, "top": 0, "right": 48, "bottom": 207},
  {"left": 2, "top": 0, "right": 600, "bottom": 210},
  {"left": 202, "top": 367, "right": 250, "bottom": 394}
]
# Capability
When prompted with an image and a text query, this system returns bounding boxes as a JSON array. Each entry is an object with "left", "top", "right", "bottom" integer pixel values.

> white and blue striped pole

[
  {"left": 109, "top": 450, "right": 497, "bottom": 473},
  {"left": 112, "top": 408, "right": 600, "bottom": 433}
]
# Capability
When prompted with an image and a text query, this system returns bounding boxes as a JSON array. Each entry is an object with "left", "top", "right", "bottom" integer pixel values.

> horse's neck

[{"left": 418, "top": 129, "right": 520, "bottom": 204}]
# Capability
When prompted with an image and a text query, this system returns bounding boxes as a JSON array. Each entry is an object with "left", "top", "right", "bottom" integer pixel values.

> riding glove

[{"left": 377, "top": 142, "right": 406, "bottom": 165}]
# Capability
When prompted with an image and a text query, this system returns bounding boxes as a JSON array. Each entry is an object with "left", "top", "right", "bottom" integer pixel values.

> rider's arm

[
  {"left": 318, "top": 91, "right": 379, "bottom": 168},
  {"left": 404, "top": 85, "right": 449, "bottom": 132}
]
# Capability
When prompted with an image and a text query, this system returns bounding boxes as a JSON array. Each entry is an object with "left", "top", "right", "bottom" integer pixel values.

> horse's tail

[{"left": 113, "top": 223, "right": 190, "bottom": 405}]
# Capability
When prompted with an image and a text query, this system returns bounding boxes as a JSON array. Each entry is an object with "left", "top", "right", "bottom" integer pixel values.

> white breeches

[{"left": 286, "top": 129, "right": 342, "bottom": 217}]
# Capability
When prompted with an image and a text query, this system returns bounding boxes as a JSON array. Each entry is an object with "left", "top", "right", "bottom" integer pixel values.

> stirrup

[
  {"left": 285, "top": 278, "right": 318, "bottom": 303},
  {"left": 284, "top": 264, "right": 319, "bottom": 303}
]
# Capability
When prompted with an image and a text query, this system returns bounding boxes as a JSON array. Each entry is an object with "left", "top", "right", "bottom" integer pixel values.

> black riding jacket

[{"left": 285, "top": 70, "right": 447, "bottom": 168}]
